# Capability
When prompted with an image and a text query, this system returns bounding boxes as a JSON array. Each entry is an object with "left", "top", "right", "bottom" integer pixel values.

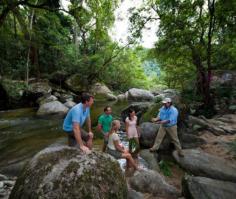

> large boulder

[
  {"left": 117, "top": 94, "right": 127, "bottom": 101},
  {"left": 89, "top": 83, "right": 117, "bottom": 101},
  {"left": 0, "top": 79, "right": 27, "bottom": 109},
  {"left": 27, "top": 81, "right": 52, "bottom": 98},
  {"left": 36, "top": 95, "right": 58, "bottom": 106},
  {"left": 188, "top": 115, "right": 236, "bottom": 135},
  {"left": 140, "top": 102, "right": 162, "bottom": 123},
  {"left": 179, "top": 132, "right": 206, "bottom": 149},
  {"left": 65, "top": 74, "right": 87, "bottom": 93},
  {"left": 173, "top": 149, "right": 236, "bottom": 183},
  {"left": 37, "top": 101, "right": 69, "bottom": 116},
  {"left": 128, "top": 189, "right": 143, "bottom": 199},
  {"left": 128, "top": 88, "right": 154, "bottom": 101},
  {"left": 210, "top": 70, "right": 236, "bottom": 114},
  {"left": 49, "top": 71, "right": 69, "bottom": 85},
  {"left": 139, "top": 149, "right": 160, "bottom": 171},
  {"left": 121, "top": 103, "right": 152, "bottom": 122},
  {"left": 182, "top": 175, "right": 236, "bottom": 199},
  {"left": 129, "top": 169, "right": 180, "bottom": 198},
  {"left": 139, "top": 122, "right": 205, "bottom": 150},
  {"left": 64, "top": 101, "right": 76, "bottom": 109},
  {"left": 211, "top": 70, "right": 236, "bottom": 88},
  {"left": 139, "top": 122, "right": 160, "bottom": 148},
  {"left": 9, "top": 146, "right": 128, "bottom": 199},
  {"left": 139, "top": 122, "right": 171, "bottom": 150}
]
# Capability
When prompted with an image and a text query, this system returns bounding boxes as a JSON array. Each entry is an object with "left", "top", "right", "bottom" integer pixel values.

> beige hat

[{"left": 162, "top": 97, "right": 172, "bottom": 103}]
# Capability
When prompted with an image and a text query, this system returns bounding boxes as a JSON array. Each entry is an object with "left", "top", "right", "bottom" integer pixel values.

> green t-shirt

[{"left": 98, "top": 114, "right": 113, "bottom": 133}]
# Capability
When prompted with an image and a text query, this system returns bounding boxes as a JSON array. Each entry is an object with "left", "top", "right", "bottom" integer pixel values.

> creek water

[{"left": 0, "top": 101, "right": 147, "bottom": 176}]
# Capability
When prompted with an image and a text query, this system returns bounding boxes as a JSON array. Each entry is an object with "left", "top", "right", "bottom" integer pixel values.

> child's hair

[{"left": 109, "top": 120, "right": 120, "bottom": 135}]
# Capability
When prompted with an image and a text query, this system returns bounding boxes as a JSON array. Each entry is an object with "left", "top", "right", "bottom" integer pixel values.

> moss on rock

[
  {"left": 9, "top": 146, "right": 127, "bottom": 199},
  {"left": 1, "top": 79, "right": 27, "bottom": 102}
]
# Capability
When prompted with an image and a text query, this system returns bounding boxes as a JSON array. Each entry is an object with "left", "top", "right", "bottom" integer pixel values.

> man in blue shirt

[
  {"left": 63, "top": 93, "right": 94, "bottom": 154},
  {"left": 149, "top": 97, "right": 184, "bottom": 157}
]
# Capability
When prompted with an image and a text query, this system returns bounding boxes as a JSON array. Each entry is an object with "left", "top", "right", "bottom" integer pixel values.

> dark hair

[
  {"left": 128, "top": 108, "right": 135, "bottom": 120},
  {"left": 81, "top": 93, "right": 94, "bottom": 104},
  {"left": 104, "top": 106, "right": 111, "bottom": 112}
]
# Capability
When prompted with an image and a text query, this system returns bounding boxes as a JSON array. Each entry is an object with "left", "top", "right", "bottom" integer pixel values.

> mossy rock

[
  {"left": 140, "top": 102, "right": 162, "bottom": 123},
  {"left": 0, "top": 79, "right": 27, "bottom": 107},
  {"left": 26, "top": 81, "right": 52, "bottom": 98},
  {"left": 89, "top": 83, "right": 117, "bottom": 101},
  {"left": 9, "top": 146, "right": 127, "bottom": 199},
  {"left": 1, "top": 79, "right": 27, "bottom": 101},
  {"left": 65, "top": 74, "right": 87, "bottom": 93}
]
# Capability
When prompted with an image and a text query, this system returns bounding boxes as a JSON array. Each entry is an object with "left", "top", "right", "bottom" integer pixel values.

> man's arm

[
  {"left": 86, "top": 116, "right": 92, "bottom": 132},
  {"left": 114, "top": 140, "right": 125, "bottom": 153},
  {"left": 97, "top": 123, "right": 103, "bottom": 132},
  {"left": 151, "top": 116, "right": 161, "bottom": 122},
  {"left": 97, "top": 116, "right": 103, "bottom": 133},
  {"left": 86, "top": 116, "right": 94, "bottom": 140},
  {"left": 73, "top": 122, "right": 90, "bottom": 153},
  {"left": 157, "top": 119, "right": 170, "bottom": 124}
]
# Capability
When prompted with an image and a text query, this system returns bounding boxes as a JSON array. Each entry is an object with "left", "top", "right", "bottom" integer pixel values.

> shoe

[
  {"left": 178, "top": 150, "right": 184, "bottom": 157},
  {"left": 149, "top": 147, "right": 157, "bottom": 152}
]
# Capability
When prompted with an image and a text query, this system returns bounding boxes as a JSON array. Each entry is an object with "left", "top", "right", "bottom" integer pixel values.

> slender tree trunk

[
  {"left": 0, "top": 6, "right": 11, "bottom": 26},
  {"left": 13, "top": 14, "right": 17, "bottom": 38},
  {"left": 26, "top": 0, "right": 38, "bottom": 85},
  {"left": 206, "top": 0, "right": 215, "bottom": 105}
]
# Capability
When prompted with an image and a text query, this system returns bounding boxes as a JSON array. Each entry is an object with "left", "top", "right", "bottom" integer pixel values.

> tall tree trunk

[
  {"left": 29, "top": 45, "right": 40, "bottom": 80},
  {"left": 26, "top": 0, "right": 38, "bottom": 85},
  {"left": 206, "top": 0, "right": 216, "bottom": 104},
  {"left": 191, "top": 48, "right": 211, "bottom": 106}
]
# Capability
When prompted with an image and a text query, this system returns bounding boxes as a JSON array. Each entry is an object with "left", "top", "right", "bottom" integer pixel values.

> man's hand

[
  {"left": 80, "top": 145, "right": 91, "bottom": 154},
  {"left": 151, "top": 118, "right": 158, "bottom": 122},
  {"left": 158, "top": 120, "right": 169, "bottom": 124},
  {"left": 88, "top": 131, "right": 94, "bottom": 139}
]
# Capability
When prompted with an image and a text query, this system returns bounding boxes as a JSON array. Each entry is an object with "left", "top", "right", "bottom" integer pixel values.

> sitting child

[{"left": 107, "top": 120, "right": 138, "bottom": 170}]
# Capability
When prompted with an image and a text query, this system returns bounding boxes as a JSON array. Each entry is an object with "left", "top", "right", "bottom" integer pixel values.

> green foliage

[
  {"left": 129, "top": 0, "right": 236, "bottom": 104},
  {"left": 159, "top": 160, "right": 172, "bottom": 177},
  {"left": 0, "top": 0, "right": 153, "bottom": 92}
]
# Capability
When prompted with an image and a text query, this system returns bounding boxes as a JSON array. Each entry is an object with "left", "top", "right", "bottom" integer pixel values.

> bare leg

[
  {"left": 102, "top": 143, "right": 107, "bottom": 152},
  {"left": 86, "top": 137, "right": 93, "bottom": 150},
  {"left": 122, "top": 152, "right": 138, "bottom": 170}
]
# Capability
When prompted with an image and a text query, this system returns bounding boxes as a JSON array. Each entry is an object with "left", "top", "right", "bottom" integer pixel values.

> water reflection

[{"left": 0, "top": 101, "right": 148, "bottom": 176}]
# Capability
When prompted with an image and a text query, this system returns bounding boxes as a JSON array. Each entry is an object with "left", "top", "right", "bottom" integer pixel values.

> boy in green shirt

[{"left": 97, "top": 106, "right": 113, "bottom": 152}]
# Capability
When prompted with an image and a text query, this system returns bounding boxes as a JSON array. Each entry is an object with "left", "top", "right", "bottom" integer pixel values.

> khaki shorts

[
  {"left": 107, "top": 148, "right": 122, "bottom": 159},
  {"left": 66, "top": 131, "right": 90, "bottom": 147}
]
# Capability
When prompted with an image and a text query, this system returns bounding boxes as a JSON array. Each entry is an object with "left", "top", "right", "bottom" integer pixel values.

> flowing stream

[{"left": 0, "top": 101, "right": 147, "bottom": 176}]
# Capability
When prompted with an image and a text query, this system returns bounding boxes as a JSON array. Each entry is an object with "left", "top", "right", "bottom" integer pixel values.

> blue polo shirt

[
  {"left": 63, "top": 103, "right": 90, "bottom": 132},
  {"left": 158, "top": 106, "right": 178, "bottom": 127}
]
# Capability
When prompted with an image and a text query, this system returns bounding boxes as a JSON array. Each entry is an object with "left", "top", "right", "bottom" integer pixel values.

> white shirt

[{"left": 107, "top": 132, "right": 119, "bottom": 150}]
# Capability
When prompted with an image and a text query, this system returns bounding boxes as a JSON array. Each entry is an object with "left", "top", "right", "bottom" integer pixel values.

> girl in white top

[
  {"left": 125, "top": 109, "right": 140, "bottom": 154},
  {"left": 107, "top": 120, "right": 138, "bottom": 170}
]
